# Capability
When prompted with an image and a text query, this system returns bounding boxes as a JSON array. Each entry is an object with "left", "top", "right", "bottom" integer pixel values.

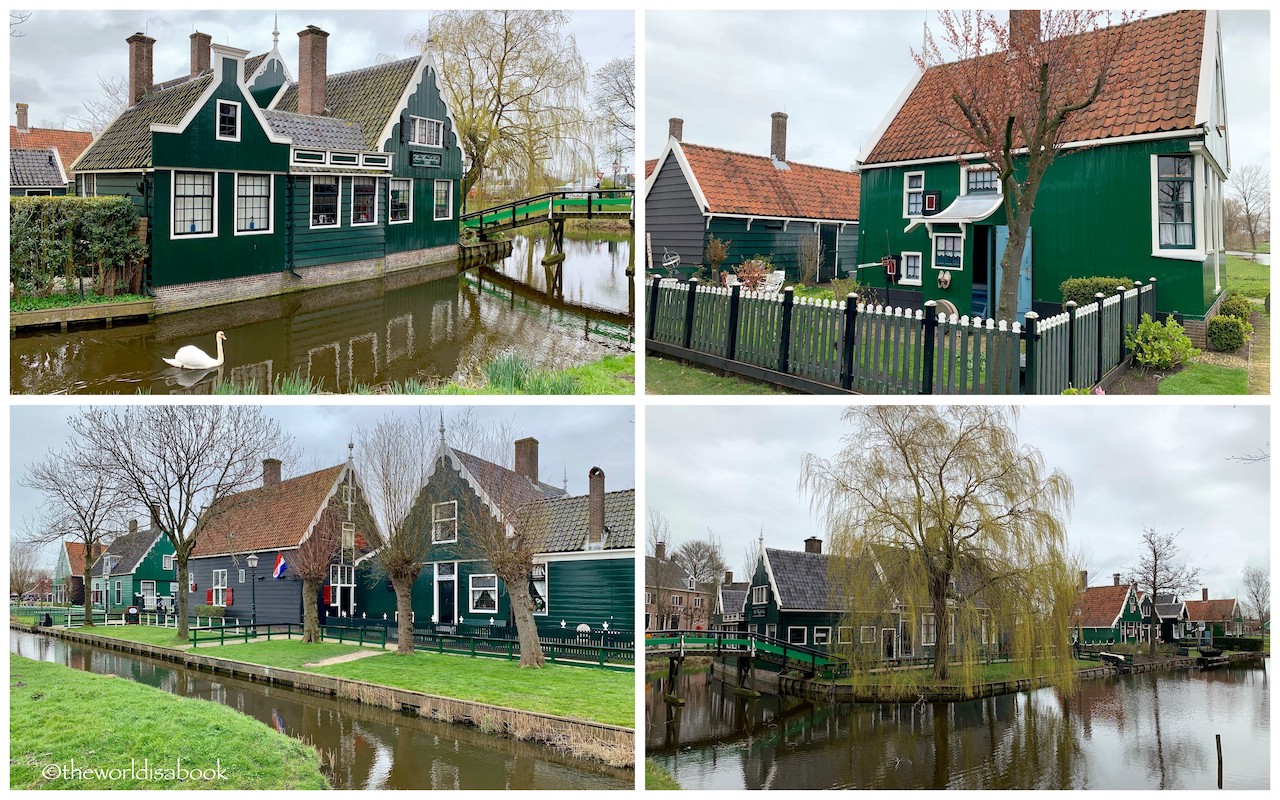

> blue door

[{"left": 993, "top": 226, "right": 1032, "bottom": 323}]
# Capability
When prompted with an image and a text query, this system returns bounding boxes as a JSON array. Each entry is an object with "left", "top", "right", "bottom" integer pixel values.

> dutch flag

[{"left": 273, "top": 552, "right": 288, "bottom": 579}]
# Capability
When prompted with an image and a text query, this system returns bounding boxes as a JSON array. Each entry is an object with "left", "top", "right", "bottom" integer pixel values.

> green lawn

[
  {"left": 10, "top": 656, "right": 328, "bottom": 789},
  {"left": 1157, "top": 362, "right": 1248, "bottom": 395},
  {"left": 646, "top": 758, "right": 681, "bottom": 790},
  {"left": 1224, "top": 254, "right": 1271, "bottom": 300},
  {"left": 200, "top": 639, "right": 376, "bottom": 670},
  {"left": 10, "top": 293, "right": 150, "bottom": 313},
  {"left": 645, "top": 355, "right": 789, "bottom": 395},
  {"left": 66, "top": 624, "right": 189, "bottom": 647}
]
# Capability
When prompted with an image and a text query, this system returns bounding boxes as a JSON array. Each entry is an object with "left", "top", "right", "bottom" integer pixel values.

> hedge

[
  {"left": 1060, "top": 276, "right": 1136, "bottom": 307},
  {"left": 1212, "top": 636, "right": 1264, "bottom": 652},
  {"left": 10, "top": 195, "right": 145, "bottom": 298}
]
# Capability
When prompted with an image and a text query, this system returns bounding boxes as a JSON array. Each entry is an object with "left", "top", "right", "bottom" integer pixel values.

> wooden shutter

[
  {"left": 324, "top": 585, "right": 332, "bottom": 605},
  {"left": 226, "top": 588, "right": 234, "bottom": 606},
  {"left": 400, "top": 112, "right": 412, "bottom": 144},
  {"left": 206, "top": 588, "right": 213, "bottom": 604}
]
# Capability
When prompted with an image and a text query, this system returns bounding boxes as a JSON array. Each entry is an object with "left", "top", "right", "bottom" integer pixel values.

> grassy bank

[
  {"left": 10, "top": 656, "right": 328, "bottom": 789},
  {"left": 61, "top": 624, "right": 190, "bottom": 647},
  {"left": 1224, "top": 254, "right": 1270, "bottom": 299},
  {"left": 1156, "top": 362, "right": 1248, "bottom": 395},
  {"left": 192, "top": 640, "right": 634, "bottom": 728},
  {"left": 646, "top": 759, "right": 681, "bottom": 790},
  {"left": 645, "top": 355, "right": 790, "bottom": 395},
  {"left": 11, "top": 292, "right": 149, "bottom": 313}
]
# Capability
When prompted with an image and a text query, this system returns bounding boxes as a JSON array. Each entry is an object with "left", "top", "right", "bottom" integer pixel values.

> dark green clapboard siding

[
  {"left": 382, "top": 61, "right": 463, "bottom": 255},
  {"left": 88, "top": 173, "right": 148, "bottom": 216},
  {"left": 540, "top": 558, "right": 633, "bottom": 632},
  {"left": 289, "top": 176, "right": 387, "bottom": 269}
]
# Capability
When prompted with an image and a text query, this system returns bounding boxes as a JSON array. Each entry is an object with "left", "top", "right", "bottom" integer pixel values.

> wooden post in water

[{"left": 1216, "top": 733, "right": 1223, "bottom": 789}]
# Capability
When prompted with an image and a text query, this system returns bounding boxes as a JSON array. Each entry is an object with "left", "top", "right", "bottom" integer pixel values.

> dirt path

[
  {"left": 302, "top": 649, "right": 384, "bottom": 668},
  {"left": 1247, "top": 310, "right": 1269, "bottom": 395}
]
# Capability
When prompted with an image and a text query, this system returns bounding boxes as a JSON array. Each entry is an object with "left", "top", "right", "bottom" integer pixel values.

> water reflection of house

[{"left": 71, "top": 22, "right": 464, "bottom": 313}]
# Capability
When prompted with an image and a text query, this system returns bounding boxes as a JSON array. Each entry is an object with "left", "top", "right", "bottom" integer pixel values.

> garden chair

[{"left": 761, "top": 270, "right": 787, "bottom": 294}]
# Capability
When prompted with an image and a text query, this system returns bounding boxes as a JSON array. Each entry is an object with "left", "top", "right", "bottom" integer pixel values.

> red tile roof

[
  {"left": 1184, "top": 598, "right": 1238, "bottom": 622},
  {"left": 1073, "top": 584, "right": 1131, "bottom": 628},
  {"left": 63, "top": 541, "right": 104, "bottom": 575},
  {"left": 10, "top": 126, "right": 94, "bottom": 171},
  {"left": 644, "top": 158, "right": 657, "bottom": 179},
  {"left": 192, "top": 465, "right": 346, "bottom": 557},
  {"left": 673, "top": 142, "right": 860, "bottom": 221},
  {"left": 863, "top": 10, "right": 1206, "bottom": 165}
]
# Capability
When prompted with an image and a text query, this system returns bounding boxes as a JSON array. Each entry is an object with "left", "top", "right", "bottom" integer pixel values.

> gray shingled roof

[
  {"left": 766, "top": 547, "right": 847, "bottom": 611},
  {"left": 98, "top": 525, "right": 163, "bottom": 577},
  {"left": 74, "top": 74, "right": 213, "bottom": 171},
  {"left": 244, "top": 52, "right": 268, "bottom": 78},
  {"left": 525, "top": 489, "right": 634, "bottom": 553},
  {"left": 263, "top": 109, "right": 366, "bottom": 151},
  {"left": 10, "top": 147, "right": 65, "bottom": 187},
  {"left": 273, "top": 56, "right": 421, "bottom": 151},
  {"left": 720, "top": 584, "right": 748, "bottom": 614}
]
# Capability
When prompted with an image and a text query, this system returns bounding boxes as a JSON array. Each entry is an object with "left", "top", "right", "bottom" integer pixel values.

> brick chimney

[
  {"left": 770, "top": 112, "right": 788, "bottom": 161},
  {"left": 668, "top": 117, "right": 683, "bottom": 142},
  {"left": 262, "top": 458, "right": 282, "bottom": 488},
  {"left": 655, "top": 541, "right": 666, "bottom": 560},
  {"left": 1009, "top": 10, "right": 1041, "bottom": 57},
  {"left": 588, "top": 467, "right": 605, "bottom": 546},
  {"left": 15, "top": 103, "right": 29, "bottom": 133},
  {"left": 725, "top": 570, "right": 734, "bottom": 585},
  {"left": 190, "top": 31, "right": 212, "bottom": 75},
  {"left": 128, "top": 519, "right": 138, "bottom": 534},
  {"left": 150, "top": 503, "right": 163, "bottom": 529},
  {"left": 1202, "top": 587, "right": 1209, "bottom": 602},
  {"left": 297, "top": 25, "right": 330, "bottom": 116},
  {"left": 514, "top": 437, "right": 539, "bottom": 484},
  {"left": 1113, "top": 573, "right": 1121, "bottom": 586},
  {"left": 127, "top": 32, "right": 156, "bottom": 106},
  {"left": 804, "top": 536, "right": 822, "bottom": 555},
  {"left": 1079, "top": 570, "right": 1088, "bottom": 590}
]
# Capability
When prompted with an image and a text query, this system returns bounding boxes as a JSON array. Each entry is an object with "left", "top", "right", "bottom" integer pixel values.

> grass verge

[
  {"left": 1224, "top": 254, "right": 1270, "bottom": 300},
  {"left": 9, "top": 656, "right": 328, "bottom": 789},
  {"left": 645, "top": 355, "right": 790, "bottom": 395},
  {"left": 10, "top": 293, "right": 150, "bottom": 313},
  {"left": 64, "top": 624, "right": 189, "bottom": 647},
  {"left": 199, "top": 640, "right": 374, "bottom": 670},
  {"left": 1156, "top": 362, "right": 1248, "bottom": 395},
  {"left": 646, "top": 758, "right": 681, "bottom": 790}
]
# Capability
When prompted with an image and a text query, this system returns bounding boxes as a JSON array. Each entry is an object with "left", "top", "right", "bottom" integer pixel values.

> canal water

[
  {"left": 10, "top": 233, "right": 633, "bottom": 395},
  {"left": 11, "top": 630, "right": 631, "bottom": 790},
  {"left": 647, "top": 661, "right": 1269, "bottom": 790}
]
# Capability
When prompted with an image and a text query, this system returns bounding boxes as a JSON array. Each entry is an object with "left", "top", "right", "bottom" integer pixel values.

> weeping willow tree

[{"left": 801, "top": 406, "right": 1079, "bottom": 695}]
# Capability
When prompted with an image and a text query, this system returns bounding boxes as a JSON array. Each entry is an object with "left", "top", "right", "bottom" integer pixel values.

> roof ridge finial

[
  {"left": 438, "top": 409, "right": 446, "bottom": 449},
  {"left": 563, "top": 464, "right": 568, "bottom": 492},
  {"left": 272, "top": 13, "right": 280, "bottom": 47},
  {"left": 347, "top": 438, "right": 354, "bottom": 465}
]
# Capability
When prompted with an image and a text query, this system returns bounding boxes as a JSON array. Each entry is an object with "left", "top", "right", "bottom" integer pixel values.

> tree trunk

[
  {"left": 175, "top": 554, "right": 190, "bottom": 639},
  {"left": 1150, "top": 621, "right": 1157, "bottom": 656},
  {"left": 303, "top": 578, "right": 321, "bottom": 643},
  {"left": 506, "top": 575, "right": 545, "bottom": 668},
  {"left": 393, "top": 575, "right": 415, "bottom": 655},
  {"left": 81, "top": 567, "right": 94, "bottom": 627},
  {"left": 931, "top": 570, "right": 950, "bottom": 681}
]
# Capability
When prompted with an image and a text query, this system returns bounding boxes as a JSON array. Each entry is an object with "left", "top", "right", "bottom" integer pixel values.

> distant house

[
  {"left": 1184, "top": 589, "right": 1244, "bottom": 640},
  {"left": 712, "top": 569, "right": 750, "bottom": 631},
  {"left": 357, "top": 436, "right": 635, "bottom": 634},
  {"left": 91, "top": 514, "right": 178, "bottom": 613},
  {"left": 22, "top": 576, "right": 53, "bottom": 605},
  {"left": 644, "top": 543, "right": 714, "bottom": 631},
  {"left": 186, "top": 455, "right": 378, "bottom": 624},
  {"left": 857, "top": 10, "right": 1230, "bottom": 329},
  {"left": 52, "top": 541, "right": 104, "bottom": 605},
  {"left": 70, "top": 23, "right": 464, "bottom": 313},
  {"left": 1139, "top": 592, "right": 1190, "bottom": 643},
  {"left": 1072, "top": 572, "right": 1144, "bottom": 645},
  {"left": 644, "top": 114, "right": 860, "bottom": 282},
  {"left": 9, "top": 103, "right": 92, "bottom": 195}
]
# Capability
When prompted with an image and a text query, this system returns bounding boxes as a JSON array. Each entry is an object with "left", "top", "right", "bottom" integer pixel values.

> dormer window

[{"left": 216, "top": 100, "right": 241, "bottom": 142}]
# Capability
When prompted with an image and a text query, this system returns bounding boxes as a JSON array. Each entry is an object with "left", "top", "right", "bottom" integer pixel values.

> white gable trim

[
  {"left": 1193, "top": 11, "right": 1217, "bottom": 128},
  {"left": 49, "top": 147, "right": 69, "bottom": 185},
  {"left": 857, "top": 66, "right": 924, "bottom": 165},
  {"left": 376, "top": 52, "right": 467, "bottom": 162},
  {"left": 150, "top": 44, "right": 293, "bottom": 147},
  {"left": 248, "top": 47, "right": 294, "bottom": 86},
  {"left": 761, "top": 549, "right": 785, "bottom": 610},
  {"left": 643, "top": 137, "right": 710, "bottom": 213}
]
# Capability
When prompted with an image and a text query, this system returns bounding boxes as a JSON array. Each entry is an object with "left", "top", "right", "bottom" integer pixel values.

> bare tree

[
  {"left": 10, "top": 10, "right": 30, "bottom": 36},
  {"left": 69, "top": 74, "right": 128, "bottom": 135},
  {"left": 1125, "top": 527, "right": 1201, "bottom": 655},
  {"left": 1241, "top": 565, "right": 1269, "bottom": 628},
  {"left": 1229, "top": 163, "right": 1270, "bottom": 255},
  {"left": 742, "top": 527, "right": 765, "bottom": 583},
  {"left": 915, "top": 11, "right": 1137, "bottom": 319},
  {"left": 292, "top": 505, "right": 344, "bottom": 643},
  {"left": 670, "top": 532, "right": 725, "bottom": 630},
  {"left": 10, "top": 538, "right": 48, "bottom": 600},
  {"left": 1228, "top": 444, "right": 1270, "bottom": 465},
  {"left": 646, "top": 508, "right": 682, "bottom": 630},
  {"left": 20, "top": 448, "right": 128, "bottom": 625},
  {"left": 68, "top": 406, "right": 290, "bottom": 639},
  {"left": 591, "top": 53, "right": 634, "bottom": 148}
]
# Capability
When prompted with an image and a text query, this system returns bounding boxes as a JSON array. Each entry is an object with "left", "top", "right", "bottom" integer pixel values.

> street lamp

[{"left": 246, "top": 553, "right": 258, "bottom": 627}]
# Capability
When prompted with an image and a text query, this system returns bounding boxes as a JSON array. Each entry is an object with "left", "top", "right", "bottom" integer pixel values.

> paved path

[{"left": 302, "top": 649, "right": 384, "bottom": 668}]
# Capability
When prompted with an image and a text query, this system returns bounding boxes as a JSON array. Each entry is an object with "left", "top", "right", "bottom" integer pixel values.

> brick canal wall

[{"left": 12, "top": 623, "right": 633, "bottom": 767}]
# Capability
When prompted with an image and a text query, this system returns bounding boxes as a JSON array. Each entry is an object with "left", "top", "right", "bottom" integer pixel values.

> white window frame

[
  {"left": 233, "top": 172, "right": 273, "bottom": 236},
  {"left": 431, "top": 500, "right": 458, "bottom": 543},
  {"left": 140, "top": 580, "right": 157, "bottom": 609},
  {"left": 960, "top": 162, "right": 1001, "bottom": 196},
  {"left": 350, "top": 175, "right": 379, "bottom": 226},
  {"left": 922, "top": 613, "right": 937, "bottom": 646},
  {"left": 162, "top": 555, "right": 174, "bottom": 572},
  {"left": 530, "top": 562, "right": 548, "bottom": 617},
  {"left": 787, "top": 626, "right": 807, "bottom": 645},
  {"left": 25, "top": 188, "right": 53, "bottom": 196},
  {"left": 813, "top": 626, "right": 831, "bottom": 646},
  {"left": 1150, "top": 153, "right": 1205, "bottom": 260},
  {"left": 645, "top": 592, "right": 652, "bottom": 605},
  {"left": 238, "top": 569, "right": 246, "bottom": 584},
  {"left": 468, "top": 574, "right": 499, "bottom": 614},
  {"left": 671, "top": 594, "right": 684, "bottom": 607},
  {"left": 171, "top": 170, "right": 218, "bottom": 239},
  {"left": 932, "top": 232, "right": 964, "bottom": 271},
  {"left": 433, "top": 179, "right": 453, "bottom": 221},
  {"left": 389, "top": 178, "right": 413, "bottom": 224},
  {"left": 309, "top": 175, "right": 341, "bottom": 229},
  {"left": 187, "top": 571, "right": 196, "bottom": 594},
  {"left": 410, "top": 115, "right": 445, "bottom": 148},
  {"left": 693, "top": 596, "right": 703, "bottom": 609},
  {"left": 114, "top": 580, "right": 122, "bottom": 605},
  {"left": 900, "top": 250, "right": 923, "bottom": 287},
  {"left": 751, "top": 585, "right": 767, "bottom": 605},
  {"left": 838, "top": 626, "right": 853, "bottom": 644},
  {"left": 765, "top": 623, "right": 777, "bottom": 639},
  {"left": 212, "top": 569, "right": 227, "bottom": 607},
  {"left": 215, "top": 100, "right": 241, "bottom": 143},
  {"left": 903, "top": 170, "right": 925, "bottom": 217},
  {"left": 861, "top": 625, "right": 876, "bottom": 644}
]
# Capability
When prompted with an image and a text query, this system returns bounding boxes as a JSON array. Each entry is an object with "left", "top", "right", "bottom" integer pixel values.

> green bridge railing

[{"left": 461, "top": 189, "right": 633, "bottom": 235}]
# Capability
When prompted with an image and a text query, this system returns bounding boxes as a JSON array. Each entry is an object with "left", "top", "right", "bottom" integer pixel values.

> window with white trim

[
  {"left": 838, "top": 626, "right": 853, "bottom": 644},
  {"left": 765, "top": 623, "right": 777, "bottom": 639},
  {"left": 389, "top": 178, "right": 412, "bottom": 223},
  {"left": 861, "top": 625, "right": 876, "bottom": 643},
  {"left": 934, "top": 234, "right": 962, "bottom": 270},
  {"left": 434, "top": 180, "right": 453, "bottom": 221},
  {"left": 671, "top": 594, "right": 684, "bottom": 607},
  {"left": 431, "top": 501, "right": 457, "bottom": 543},
  {"left": 212, "top": 569, "right": 228, "bottom": 606},
  {"left": 693, "top": 596, "right": 703, "bottom": 608},
  {"left": 114, "top": 580, "right": 122, "bottom": 605},
  {"left": 901, "top": 251, "right": 922, "bottom": 286},
  {"left": 965, "top": 165, "right": 998, "bottom": 194},
  {"left": 787, "top": 626, "right": 807, "bottom": 645},
  {"left": 469, "top": 574, "right": 498, "bottom": 613},
  {"left": 187, "top": 571, "right": 195, "bottom": 594},
  {"left": 162, "top": 555, "right": 174, "bottom": 573},
  {"left": 352, "top": 176, "right": 378, "bottom": 225},
  {"left": 235, "top": 173, "right": 272, "bottom": 233},
  {"left": 173, "top": 171, "right": 215, "bottom": 236},
  {"left": 814, "top": 627, "right": 831, "bottom": 646},
  {"left": 1157, "top": 154, "right": 1194, "bottom": 248},
  {"left": 904, "top": 171, "right": 924, "bottom": 216},
  {"left": 645, "top": 592, "right": 652, "bottom": 605},
  {"left": 922, "top": 613, "right": 937, "bottom": 646},
  {"left": 216, "top": 100, "right": 240, "bottom": 142},
  {"left": 410, "top": 116, "right": 445, "bottom": 147},
  {"left": 530, "top": 563, "right": 548, "bottom": 615},
  {"left": 238, "top": 568, "right": 246, "bottom": 584},
  {"left": 311, "top": 177, "right": 339, "bottom": 227},
  {"left": 25, "top": 188, "right": 52, "bottom": 196},
  {"left": 751, "top": 585, "right": 767, "bottom": 604}
]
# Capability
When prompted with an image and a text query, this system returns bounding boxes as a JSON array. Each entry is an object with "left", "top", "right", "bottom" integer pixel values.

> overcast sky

[
  {"left": 647, "top": 404, "right": 1269, "bottom": 602},
  {"left": 8, "top": 9, "right": 634, "bottom": 170},
  {"left": 646, "top": 10, "right": 1270, "bottom": 173},
  {"left": 11, "top": 404, "right": 634, "bottom": 569}
]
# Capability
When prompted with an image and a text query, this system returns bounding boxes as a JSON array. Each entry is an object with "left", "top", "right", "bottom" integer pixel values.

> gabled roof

[
  {"left": 644, "top": 158, "right": 657, "bottom": 179},
  {"left": 192, "top": 464, "right": 350, "bottom": 557},
  {"left": 10, "top": 148, "right": 67, "bottom": 187},
  {"left": 645, "top": 556, "right": 695, "bottom": 589},
  {"left": 273, "top": 56, "right": 421, "bottom": 152},
  {"left": 1184, "top": 598, "right": 1239, "bottom": 623},
  {"left": 523, "top": 489, "right": 635, "bottom": 553},
  {"left": 73, "top": 74, "right": 213, "bottom": 171},
  {"left": 765, "top": 547, "right": 846, "bottom": 611},
  {"left": 97, "top": 525, "right": 164, "bottom": 576},
  {"left": 450, "top": 448, "right": 566, "bottom": 513},
  {"left": 1073, "top": 584, "right": 1133, "bottom": 629},
  {"left": 63, "top": 541, "right": 104, "bottom": 576},
  {"left": 862, "top": 10, "right": 1209, "bottom": 166},
  {"left": 652, "top": 139, "right": 860, "bottom": 222},
  {"left": 9, "top": 126, "right": 93, "bottom": 171},
  {"left": 719, "top": 582, "right": 749, "bottom": 615},
  {"left": 262, "top": 109, "right": 366, "bottom": 151}
]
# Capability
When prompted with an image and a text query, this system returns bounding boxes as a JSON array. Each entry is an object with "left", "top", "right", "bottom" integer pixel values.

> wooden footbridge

[{"left": 647, "top": 629, "right": 839, "bottom": 704}]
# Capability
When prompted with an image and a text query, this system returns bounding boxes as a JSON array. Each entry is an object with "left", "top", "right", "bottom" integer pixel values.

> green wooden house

[
  {"left": 53, "top": 541, "right": 102, "bottom": 606},
  {"left": 356, "top": 436, "right": 635, "bottom": 635},
  {"left": 856, "top": 10, "right": 1230, "bottom": 326},
  {"left": 1184, "top": 592, "right": 1244, "bottom": 640},
  {"left": 644, "top": 114, "right": 860, "bottom": 282},
  {"left": 70, "top": 23, "right": 464, "bottom": 312},
  {"left": 9, "top": 104, "right": 92, "bottom": 196},
  {"left": 1071, "top": 575, "right": 1144, "bottom": 645},
  {"left": 92, "top": 515, "right": 178, "bottom": 612}
]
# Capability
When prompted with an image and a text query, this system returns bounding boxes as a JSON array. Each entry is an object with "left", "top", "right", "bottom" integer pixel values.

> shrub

[
  {"left": 1217, "top": 291, "right": 1254, "bottom": 322},
  {"left": 832, "top": 277, "right": 879, "bottom": 308},
  {"left": 192, "top": 605, "right": 225, "bottom": 618},
  {"left": 734, "top": 256, "right": 773, "bottom": 290},
  {"left": 9, "top": 195, "right": 144, "bottom": 298},
  {"left": 1060, "top": 276, "right": 1135, "bottom": 307},
  {"left": 1205, "top": 314, "right": 1252, "bottom": 352},
  {"left": 705, "top": 236, "right": 730, "bottom": 282},
  {"left": 1126, "top": 313, "right": 1200, "bottom": 369},
  {"left": 1213, "top": 636, "right": 1264, "bottom": 652}
]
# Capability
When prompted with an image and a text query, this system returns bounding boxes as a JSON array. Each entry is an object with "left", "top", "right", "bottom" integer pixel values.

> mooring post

[
  {"left": 777, "top": 286, "right": 795, "bottom": 373},
  {"left": 920, "top": 300, "right": 939, "bottom": 394},
  {"left": 1216, "top": 733, "right": 1223, "bottom": 789},
  {"left": 839, "top": 293, "right": 858, "bottom": 391}
]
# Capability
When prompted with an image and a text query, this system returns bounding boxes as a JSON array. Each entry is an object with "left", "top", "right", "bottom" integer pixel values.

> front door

[
  {"left": 993, "top": 226, "right": 1033, "bottom": 323},
  {"left": 436, "top": 563, "right": 456, "bottom": 625},
  {"left": 140, "top": 581, "right": 156, "bottom": 610},
  {"left": 882, "top": 627, "right": 896, "bottom": 660}
]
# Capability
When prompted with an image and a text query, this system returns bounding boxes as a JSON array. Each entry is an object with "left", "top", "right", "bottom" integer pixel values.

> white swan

[{"left": 163, "top": 331, "right": 227, "bottom": 370}]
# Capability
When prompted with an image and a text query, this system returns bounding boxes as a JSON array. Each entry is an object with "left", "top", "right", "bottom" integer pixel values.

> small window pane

[
  {"left": 390, "top": 179, "right": 412, "bottom": 222},
  {"left": 353, "top": 177, "right": 377, "bottom": 223},
  {"left": 218, "top": 103, "right": 238, "bottom": 139},
  {"left": 236, "top": 174, "right": 270, "bottom": 232},
  {"left": 434, "top": 180, "right": 452, "bottom": 221},
  {"left": 311, "top": 178, "right": 339, "bottom": 226},
  {"left": 174, "top": 172, "right": 214, "bottom": 235},
  {"left": 936, "top": 235, "right": 962, "bottom": 268}
]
